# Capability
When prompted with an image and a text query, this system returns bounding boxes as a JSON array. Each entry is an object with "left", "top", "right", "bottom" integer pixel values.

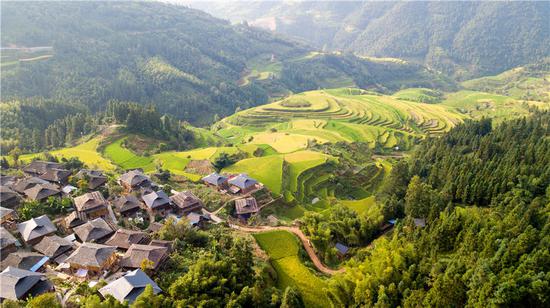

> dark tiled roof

[
  {"left": 99, "top": 269, "right": 161, "bottom": 304},
  {"left": 234, "top": 197, "right": 259, "bottom": 215},
  {"left": 0, "top": 227, "right": 17, "bottom": 249},
  {"left": 23, "top": 183, "right": 60, "bottom": 201},
  {"left": 73, "top": 218, "right": 113, "bottom": 242},
  {"left": 39, "top": 168, "right": 71, "bottom": 183},
  {"left": 105, "top": 229, "right": 149, "bottom": 250},
  {"left": 17, "top": 215, "right": 57, "bottom": 243},
  {"left": 1, "top": 251, "right": 47, "bottom": 271},
  {"left": 65, "top": 242, "right": 116, "bottom": 268},
  {"left": 76, "top": 169, "right": 107, "bottom": 189},
  {"left": 13, "top": 177, "right": 48, "bottom": 194},
  {"left": 0, "top": 186, "right": 19, "bottom": 203},
  {"left": 228, "top": 174, "right": 257, "bottom": 189},
  {"left": 113, "top": 195, "right": 142, "bottom": 214},
  {"left": 33, "top": 235, "right": 73, "bottom": 258},
  {"left": 119, "top": 170, "right": 150, "bottom": 187},
  {"left": 0, "top": 266, "right": 49, "bottom": 300},
  {"left": 201, "top": 172, "right": 228, "bottom": 186},
  {"left": 23, "top": 161, "right": 62, "bottom": 175},
  {"left": 73, "top": 191, "right": 107, "bottom": 212},
  {"left": 142, "top": 191, "right": 170, "bottom": 209},
  {"left": 170, "top": 191, "right": 202, "bottom": 211},
  {"left": 64, "top": 211, "right": 87, "bottom": 229},
  {"left": 0, "top": 175, "right": 17, "bottom": 186},
  {"left": 119, "top": 244, "right": 167, "bottom": 270}
]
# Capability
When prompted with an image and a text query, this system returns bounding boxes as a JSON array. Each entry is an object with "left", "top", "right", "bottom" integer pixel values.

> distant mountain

[
  {"left": 1, "top": 1, "right": 451, "bottom": 127},
  {"left": 189, "top": 1, "right": 550, "bottom": 79}
]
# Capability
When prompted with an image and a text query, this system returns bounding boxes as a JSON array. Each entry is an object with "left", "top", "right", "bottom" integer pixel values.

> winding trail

[{"left": 229, "top": 224, "right": 345, "bottom": 275}]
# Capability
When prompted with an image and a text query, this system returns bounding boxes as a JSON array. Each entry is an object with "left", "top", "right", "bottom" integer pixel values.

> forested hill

[
  {"left": 191, "top": 1, "right": 550, "bottom": 79},
  {"left": 0, "top": 1, "right": 304, "bottom": 124},
  {"left": 1, "top": 1, "right": 451, "bottom": 127},
  {"left": 329, "top": 112, "right": 550, "bottom": 307}
]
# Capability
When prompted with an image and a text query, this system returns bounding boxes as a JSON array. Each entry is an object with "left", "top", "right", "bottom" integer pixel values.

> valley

[{"left": 0, "top": 1, "right": 548, "bottom": 307}]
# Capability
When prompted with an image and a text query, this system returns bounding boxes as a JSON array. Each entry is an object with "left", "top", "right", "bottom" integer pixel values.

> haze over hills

[{"left": 187, "top": 1, "right": 550, "bottom": 79}]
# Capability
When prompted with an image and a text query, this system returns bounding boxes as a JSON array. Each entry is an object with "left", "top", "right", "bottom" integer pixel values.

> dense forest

[
  {"left": 194, "top": 1, "right": 550, "bottom": 78},
  {"left": 324, "top": 112, "right": 550, "bottom": 306}
]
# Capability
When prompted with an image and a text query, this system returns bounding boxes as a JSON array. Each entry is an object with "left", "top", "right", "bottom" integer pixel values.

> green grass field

[
  {"left": 15, "top": 136, "right": 115, "bottom": 171},
  {"left": 223, "top": 155, "right": 284, "bottom": 194},
  {"left": 253, "top": 231, "right": 329, "bottom": 308},
  {"left": 103, "top": 138, "right": 156, "bottom": 172}
]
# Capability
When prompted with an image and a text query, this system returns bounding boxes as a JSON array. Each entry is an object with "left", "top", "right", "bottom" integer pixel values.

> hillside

[
  {"left": 0, "top": 1, "right": 451, "bottom": 124},
  {"left": 0, "top": 1, "right": 302, "bottom": 125},
  {"left": 461, "top": 59, "right": 550, "bottom": 102},
  {"left": 191, "top": 1, "right": 550, "bottom": 78}
]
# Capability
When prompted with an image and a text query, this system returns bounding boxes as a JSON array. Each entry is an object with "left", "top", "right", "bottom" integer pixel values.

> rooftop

[
  {"left": 73, "top": 218, "right": 114, "bottom": 243},
  {"left": 33, "top": 235, "right": 73, "bottom": 258},
  {"left": 228, "top": 174, "right": 257, "bottom": 189},
  {"left": 73, "top": 191, "right": 107, "bottom": 212},
  {"left": 99, "top": 269, "right": 161, "bottom": 304},
  {"left": 142, "top": 190, "right": 170, "bottom": 209},
  {"left": 202, "top": 172, "right": 228, "bottom": 186},
  {"left": 17, "top": 215, "right": 57, "bottom": 243},
  {"left": 234, "top": 197, "right": 259, "bottom": 215},
  {"left": 105, "top": 229, "right": 149, "bottom": 250},
  {"left": 65, "top": 242, "right": 116, "bottom": 268}
]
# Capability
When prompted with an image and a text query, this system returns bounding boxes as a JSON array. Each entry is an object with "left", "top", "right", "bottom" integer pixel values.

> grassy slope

[
  {"left": 17, "top": 136, "right": 115, "bottom": 171},
  {"left": 223, "top": 155, "right": 284, "bottom": 194},
  {"left": 461, "top": 65, "right": 550, "bottom": 101},
  {"left": 253, "top": 231, "right": 329, "bottom": 308},
  {"left": 103, "top": 138, "right": 155, "bottom": 172}
]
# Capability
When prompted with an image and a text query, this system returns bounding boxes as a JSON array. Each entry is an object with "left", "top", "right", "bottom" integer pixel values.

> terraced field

[
  {"left": 219, "top": 88, "right": 465, "bottom": 151},
  {"left": 253, "top": 231, "right": 329, "bottom": 308},
  {"left": 441, "top": 90, "right": 549, "bottom": 122}
]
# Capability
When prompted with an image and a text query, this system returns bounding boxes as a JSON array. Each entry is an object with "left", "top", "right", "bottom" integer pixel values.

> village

[{"left": 0, "top": 160, "right": 272, "bottom": 303}]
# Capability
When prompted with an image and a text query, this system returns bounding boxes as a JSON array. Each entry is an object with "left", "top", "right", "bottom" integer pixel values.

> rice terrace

[{"left": 1, "top": 1, "right": 549, "bottom": 307}]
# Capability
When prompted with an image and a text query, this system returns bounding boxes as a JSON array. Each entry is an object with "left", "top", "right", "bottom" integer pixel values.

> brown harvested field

[{"left": 185, "top": 159, "right": 214, "bottom": 175}]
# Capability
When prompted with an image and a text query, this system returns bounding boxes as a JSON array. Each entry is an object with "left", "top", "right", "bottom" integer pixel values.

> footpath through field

[{"left": 229, "top": 224, "right": 345, "bottom": 275}]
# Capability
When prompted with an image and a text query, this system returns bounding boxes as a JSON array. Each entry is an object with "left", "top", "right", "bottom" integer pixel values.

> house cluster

[
  {"left": 201, "top": 172, "right": 263, "bottom": 219},
  {"left": 0, "top": 161, "right": 214, "bottom": 303}
]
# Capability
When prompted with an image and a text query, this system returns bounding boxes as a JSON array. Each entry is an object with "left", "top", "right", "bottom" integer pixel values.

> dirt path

[{"left": 229, "top": 224, "right": 345, "bottom": 275}]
